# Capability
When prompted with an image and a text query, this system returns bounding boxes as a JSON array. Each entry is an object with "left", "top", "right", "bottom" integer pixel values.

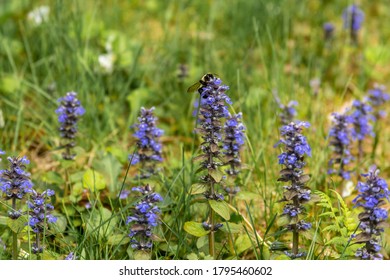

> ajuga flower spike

[{"left": 55, "top": 92, "right": 85, "bottom": 160}]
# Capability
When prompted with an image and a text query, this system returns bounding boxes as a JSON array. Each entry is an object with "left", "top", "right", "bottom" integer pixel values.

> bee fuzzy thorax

[{"left": 187, "top": 73, "right": 228, "bottom": 97}]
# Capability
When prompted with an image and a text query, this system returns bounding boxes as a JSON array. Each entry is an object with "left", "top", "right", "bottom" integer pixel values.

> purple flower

[
  {"left": 277, "top": 122, "right": 311, "bottom": 169},
  {"left": 28, "top": 189, "right": 57, "bottom": 233},
  {"left": 65, "top": 252, "right": 76, "bottom": 260},
  {"left": 223, "top": 113, "right": 245, "bottom": 179},
  {"left": 0, "top": 156, "right": 33, "bottom": 205},
  {"left": 119, "top": 189, "right": 130, "bottom": 200},
  {"left": 342, "top": 5, "right": 364, "bottom": 44},
  {"left": 366, "top": 84, "right": 390, "bottom": 118},
  {"left": 283, "top": 204, "right": 302, "bottom": 217},
  {"left": 342, "top": 5, "right": 364, "bottom": 31},
  {"left": 275, "top": 121, "right": 312, "bottom": 259},
  {"left": 136, "top": 202, "right": 150, "bottom": 213},
  {"left": 126, "top": 184, "right": 162, "bottom": 251},
  {"left": 323, "top": 22, "right": 335, "bottom": 41},
  {"left": 194, "top": 74, "right": 232, "bottom": 180},
  {"left": 350, "top": 100, "right": 374, "bottom": 141},
  {"left": 284, "top": 251, "right": 306, "bottom": 260},
  {"left": 46, "top": 189, "right": 55, "bottom": 197},
  {"left": 27, "top": 189, "right": 57, "bottom": 254},
  {"left": 192, "top": 74, "right": 234, "bottom": 236},
  {"left": 129, "top": 107, "right": 164, "bottom": 179},
  {"left": 278, "top": 101, "right": 298, "bottom": 125},
  {"left": 328, "top": 112, "right": 353, "bottom": 180},
  {"left": 56, "top": 92, "right": 85, "bottom": 160},
  {"left": 353, "top": 167, "right": 389, "bottom": 260},
  {"left": 286, "top": 220, "right": 312, "bottom": 231}
]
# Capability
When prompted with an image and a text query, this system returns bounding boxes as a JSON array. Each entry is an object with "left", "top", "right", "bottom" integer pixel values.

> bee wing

[{"left": 187, "top": 82, "right": 201, "bottom": 93}]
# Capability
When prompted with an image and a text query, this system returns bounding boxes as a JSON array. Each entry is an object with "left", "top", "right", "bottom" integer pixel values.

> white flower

[
  {"left": 27, "top": 6, "right": 50, "bottom": 25},
  {"left": 98, "top": 53, "right": 115, "bottom": 73},
  {"left": 342, "top": 180, "right": 354, "bottom": 197}
]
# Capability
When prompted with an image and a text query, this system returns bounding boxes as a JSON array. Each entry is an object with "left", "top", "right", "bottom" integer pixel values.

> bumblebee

[{"left": 187, "top": 73, "right": 218, "bottom": 94}]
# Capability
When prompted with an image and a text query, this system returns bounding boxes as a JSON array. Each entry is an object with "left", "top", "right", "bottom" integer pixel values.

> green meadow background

[{"left": 0, "top": 0, "right": 389, "bottom": 260}]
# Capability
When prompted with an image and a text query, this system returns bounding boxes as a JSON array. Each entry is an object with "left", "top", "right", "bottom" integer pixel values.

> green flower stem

[
  {"left": 64, "top": 168, "right": 70, "bottom": 198},
  {"left": 292, "top": 197, "right": 299, "bottom": 256},
  {"left": 11, "top": 197, "right": 17, "bottom": 260},
  {"left": 209, "top": 204, "right": 215, "bottom": 258}
]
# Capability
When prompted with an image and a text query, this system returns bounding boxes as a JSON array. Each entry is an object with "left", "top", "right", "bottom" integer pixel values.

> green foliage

[
  {"left": 209, "top": 169, "right": 224, "bottom": 183},
  {"left": 7, "top": 216, "right": 27, "bottom": 234},
  {"left": 209, "top": 200, "right": 231, "bottom": 221},
  {"left": 183, "top": 221, "right": 209, "bottom": 237},
  {"left": 234, "top": 234, "right": 253, "bottom": 255},
  {"left": 315, "top": 190, "right": 362, "bottom": 259},
  {"left": 82, "top": 169, "right": 106, "bottom": 191}
]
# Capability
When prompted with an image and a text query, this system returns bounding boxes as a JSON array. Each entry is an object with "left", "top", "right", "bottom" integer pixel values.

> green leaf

[
  {"left": 340, "top": 227, "right": 348, "bottom": 236},
  {"left": 92, "top": 153, "right": 122, "bottom": 193},
  {"left": 203, "top": 255, "right": 214, "bottom": 260},
  {"left": 158, "top": 243, "right": 178, "bottom": 253},
  {"left": 209, "top": 200, "right": 230, "bottom": 220},
  {"left": 107, "top": 234, "right": 130, "bottom": 245},
  {"left": 85, "top": 207, "right": 118, "bottom": 238},
  {"left": 317, "top": 202, "right": 332, "bottom": 209},
  {"left": 262, "top": 246, "right": 271, "bottom": 260},
  {"left": 270, "top": 241, "right": 289, "bottom": 251},
  {"left": 0, "top": 74, "right": 21, "bottom": 94},
  {"left": 183, "top": 221, "right": 209, "bottom": 237},
  {"left": 319, "top": 211, "right": 337, "bottom": 218},
  {"left": 190, "top": 183, "right": 207, "bottom": 195},
  {"left": 82, "top": 169, "right": 106, "bottom": 191},
  {"left": 8, "top": 216, "right": 27, "bottom": 233},
  {"left": 196, "top": 235, "right": 208, "bottom": 249},
  {"left": 235, "top": 234, "right": 252, "bottom": 254},
  {"left": 61, "top": 159, "right": 76, "bottom": 169},
  {"left": 42, "top": 171, "right": 65, "bottom": 185},
  {"left": 235, "top": 191, "right": 259, "bottom": 200},
  {"left": 274, "top": 254, "right": 290, "bottom": 260},
  {"left": 322, "top": 224, "right": 339, "bottom": 233},
  {"left": 52, "top": 214, "right": 67, "bottom": 233},
  {"left": 220, "top": 222, "right": 243, "bottom": 234},
  {"left": 71, "top": 182, "right": 84, "bottom": 198},
  {"left": 0, "top": 215, "right": 7, "bottom": 226},
  {"left": 325, "top": 236, "right": 349, "bottom": 246},
  {"left": 209, "top": 168, "right": 223, "bottom": 183},
  {"left": 301, "top": 229, "right": 317, "bottom": 242},
  {"left": 276, "top": 215, "right": 290, "bottom": 227},
  {"left": 106, "top": 146, "right": 128, "bottom": 163},
  {"left": 186, "top": 253, "right": 199, "bottom": 260},
  {"left": 41, "top": 251, "right": 57, "bottom": 260},
  {"left": 70, "top": 171, "right": 85, "bottom": 183},
  {"left": 133, "top": 250, "right": 151, "bottom": 260}
]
